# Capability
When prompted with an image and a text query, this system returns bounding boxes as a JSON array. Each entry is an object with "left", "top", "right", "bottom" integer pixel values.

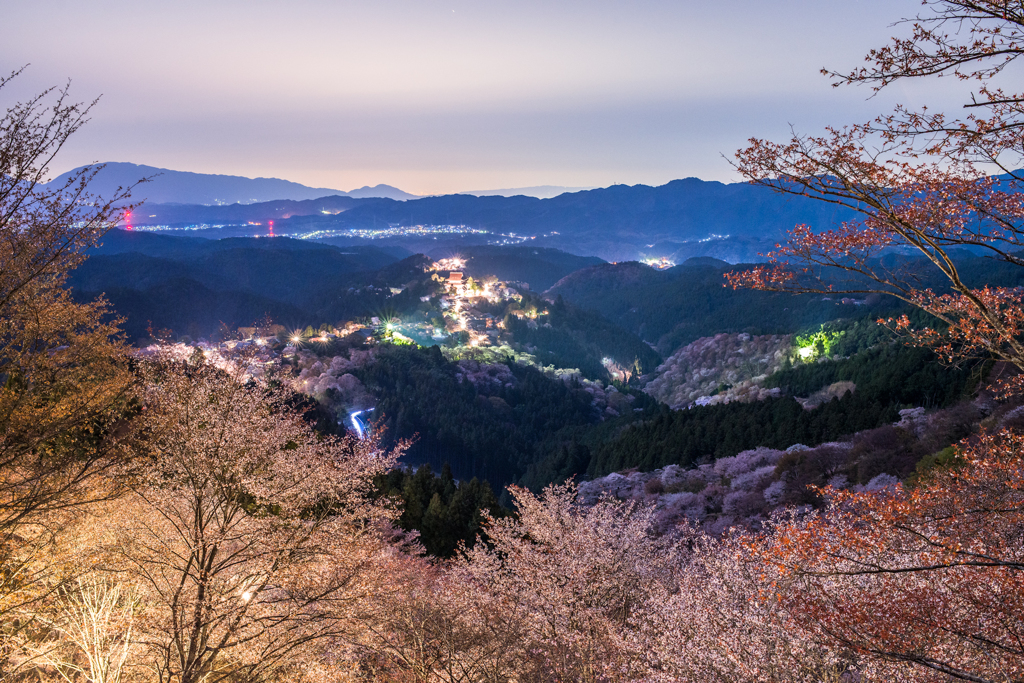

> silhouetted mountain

[
  {"left": 91, "top": 229, "right": 212, "bottom": 258},
  {"left": 46, "top": 162, "right": 417, "bottom": 205},
  {"left": 263, "top": 178, "right": 857, "bottom": 261},
  {"left": 346, "top": 184, "right": 418, "bottom": 200},
  {"left": 72, "top": 230, "right": 407, "bottom": 338},
  {"left": 76, "top": 245, "right": 396, "bottom": 302},
  {"left": 545, "top": 248, "right": 1024, "bottom": 356},
  {"left": 127, "top": 196, "right": 361, "bottom": 227},
  {"left": 90, "top": 230, "right": 391, "bottom": 261},
  {"left": 115, "top": 176, "right": 859, "bottom": 262},
  {"left": 458, "top": 185, "right": 594, "bottom": 199}
]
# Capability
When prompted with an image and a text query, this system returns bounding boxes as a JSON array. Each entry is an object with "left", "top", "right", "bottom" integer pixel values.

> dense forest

[
  {"left": 351, "top": 344, "right": 605, "bottom": 490},
  {"left": 373, "top": 464, "right": 508, "bottom": 557}
]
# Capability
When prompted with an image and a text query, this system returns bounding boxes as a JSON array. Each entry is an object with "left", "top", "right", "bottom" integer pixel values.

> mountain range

[
  {"left": 123, "top": 177, "right": 860, "bottom": 262},
  {"left": 46, "top": 162, "right": 418, "bottom": 205},
  {"left": 458, "top": 185, "right": 595, "bottom": 199},
  {"left": 46, "top": 164, "right": 1024, "bottom": 264}
]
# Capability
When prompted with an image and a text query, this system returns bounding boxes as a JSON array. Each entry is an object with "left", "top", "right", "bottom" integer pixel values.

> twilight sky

[{"left": 2, "top": 0, "right": 961, "bottom": 195}]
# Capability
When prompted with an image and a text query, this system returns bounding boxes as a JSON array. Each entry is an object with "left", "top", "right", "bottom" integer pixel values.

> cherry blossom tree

[
  {"left": 752, "top": 428, "right": 1024, "bottom": 683},
  {"left": 651, "top": 528, "right": 862, "bottom": 683},
  {"left": 343, "top": 556, "right": 525, "bottom": 683},
  {"left": 109, "top": 356, "right": 404, "bottom": 683},
  {"left": 453, "top": 483, "right": 677, "bottom": 683},
  {"left": 26, "top": 576, "right": 143, "bottom": 683},
  {"left": 728, "top": 1, "right": 1024, "bottom": 390},
  {"left": 0, "top": 68, "right": 139, "bottom": 671}
]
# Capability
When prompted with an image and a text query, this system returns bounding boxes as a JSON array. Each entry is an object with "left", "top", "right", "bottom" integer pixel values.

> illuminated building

[{"left": 447, "top": 271, "right": 465, "bottom": 294}]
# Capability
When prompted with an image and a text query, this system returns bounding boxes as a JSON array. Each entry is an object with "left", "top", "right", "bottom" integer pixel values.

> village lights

[
  {"left": 432, "top": 256, "right": 466, "bottom": 271},
  {"left": 642, "top": 256, "right": 676, "bottom": 270}
]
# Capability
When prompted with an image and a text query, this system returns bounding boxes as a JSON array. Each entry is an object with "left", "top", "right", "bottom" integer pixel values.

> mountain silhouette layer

[{"left": 46, "top": 162, "right": 417, "bottom": 205}]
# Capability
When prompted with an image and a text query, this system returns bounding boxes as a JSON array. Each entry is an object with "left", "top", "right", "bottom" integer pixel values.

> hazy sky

[{"left": 2, "top": 0, "right": 960, "bottom": 195}]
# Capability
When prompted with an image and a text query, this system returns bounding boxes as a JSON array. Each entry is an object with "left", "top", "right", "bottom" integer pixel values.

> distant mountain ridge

[
  {"left": 122, "top": 176, "right": 860, "bottom": 262},
  {"left": 46, "top": 162, "right": 417, "bottom": 205},
  {"left": 458, "top": 185, "right": 595, "bottom": 199},
  {"left": 268, "top": 177, "right": 859, "bottom": 261},
  {"left": 128, "top": 195, "right": 362, "bottom": 226}
]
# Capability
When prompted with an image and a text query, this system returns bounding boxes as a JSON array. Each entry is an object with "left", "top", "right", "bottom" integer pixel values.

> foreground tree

[
  {"left": 653, "top": 530, "right": 859, "bottom": 683},
  {"left": 344, "top": 556, "right": 524, "bottom": 683},
  {"left": 754, "top": 428, "right": 1024, "bottom": 682},
  {"left": 26, "top": 576, "right": 142, "bottom": 683},
  {"left": 0, "top": 68, "right": 137, "bottom": 671},
  {"left": 349, "top": 484, "right": 678, "bottom": 682},
  {"left": 725, "top": 9, "right": 1024, "bottom": 679},
  {"left": 453, "top": 484, "right": 676, "bottom": 683},
  {"left": 111, "top": 357, "right": 403, "bottom": 683},
  {"left": 728, "top": 1, "right": 1024, "bottom": 389}
]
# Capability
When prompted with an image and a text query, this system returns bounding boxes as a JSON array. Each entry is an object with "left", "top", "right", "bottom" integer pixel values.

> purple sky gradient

[{"left": 2, "top": 0, "right": 964, "bottom": 195}]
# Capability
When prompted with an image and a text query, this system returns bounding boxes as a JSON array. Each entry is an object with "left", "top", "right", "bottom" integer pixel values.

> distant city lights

[
  {"left": 295, "top": 225, "right": 490, "bottom": 241},
  {"left": 126, "top": 221, "right": 563, "bottom": 246}
]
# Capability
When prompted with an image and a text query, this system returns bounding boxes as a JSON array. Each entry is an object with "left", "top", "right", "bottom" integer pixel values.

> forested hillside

[
  {"left": 503, "top": 292, "right": 662, "bottom": 379},
  {"left": 547, "top": 259, "right": 907, "bottom": 353},
  {"left": 432, "top": 244, "right": 604, "bottom": 291},
  {"left": 373, "top": 464, "right": 509, "bottom": 557},
  {"left": 297, "top": 343, "right": 654, "bottom": 492}
]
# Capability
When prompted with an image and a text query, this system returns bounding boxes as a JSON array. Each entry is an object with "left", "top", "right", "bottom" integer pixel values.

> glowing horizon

[{"left": 0, "top": 0, "right": 955, "bottom": 196}]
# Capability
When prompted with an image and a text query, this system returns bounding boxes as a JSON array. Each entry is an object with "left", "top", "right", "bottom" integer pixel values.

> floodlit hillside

[{"left": 643, "top": 332, "right": 792, "bottom": 409}]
